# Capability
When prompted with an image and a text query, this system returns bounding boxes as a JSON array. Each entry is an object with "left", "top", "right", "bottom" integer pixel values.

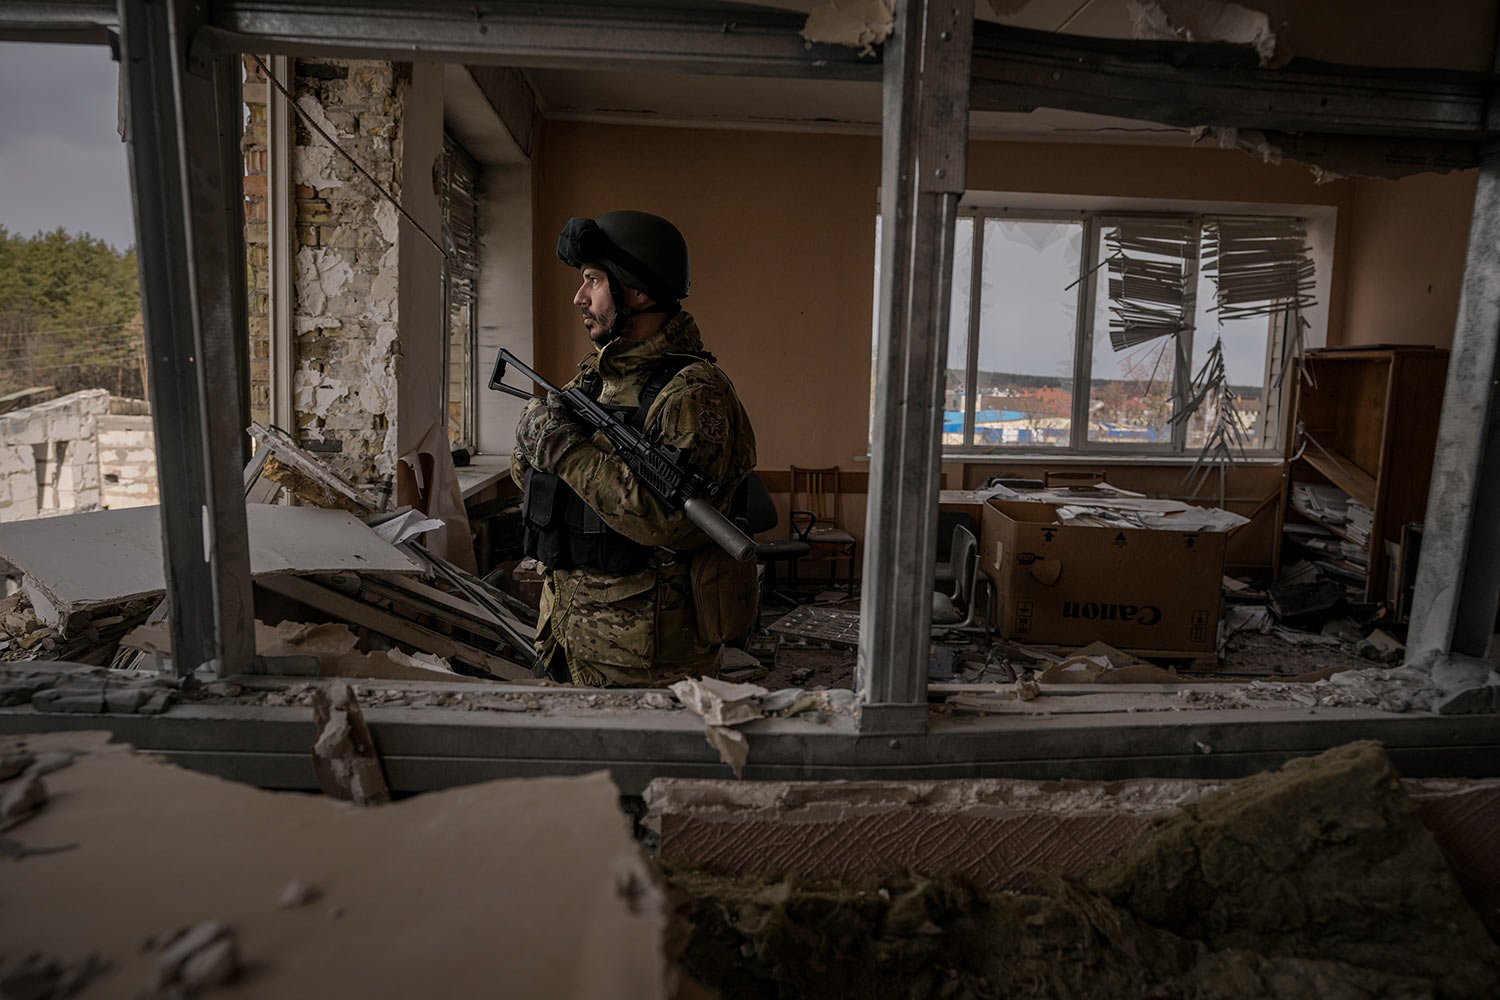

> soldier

[{"left": 510, "top": 211, "right": 757, "bottom": 687}]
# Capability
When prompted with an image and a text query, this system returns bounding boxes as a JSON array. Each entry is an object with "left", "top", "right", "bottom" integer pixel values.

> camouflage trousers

[{"left": 535, "top": 560, "right": 723, "bottom": 687}]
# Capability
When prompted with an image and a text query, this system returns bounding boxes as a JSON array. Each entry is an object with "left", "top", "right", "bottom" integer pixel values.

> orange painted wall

[
  {"left": 532, "top": 121, "right": 1355, "bottom": 475},
  {"left": 1339, "top": 170, "right": 1478, "bottom": 348},
  {"left": 530, "top": 122, "right": 1376, "bottom": 568}
]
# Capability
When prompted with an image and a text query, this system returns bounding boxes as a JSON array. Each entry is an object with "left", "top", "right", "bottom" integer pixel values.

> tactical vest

[{"left": 522, "top": 353, "right": 708, "bottom": 573}]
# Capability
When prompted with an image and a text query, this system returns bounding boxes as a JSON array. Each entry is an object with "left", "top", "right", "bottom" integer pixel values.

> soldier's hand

[{"left": 515, "top": 392, "right": 588, "bottom": 472}]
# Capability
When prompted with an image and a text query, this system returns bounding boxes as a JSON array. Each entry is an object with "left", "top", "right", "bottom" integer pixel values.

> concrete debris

[
  {"left": 671, "top": 678, "right": 855, "bottom": 778},
  {"left": 0, "top": 952, "right": 110, "bottom": 1000},
  {"left": 800, "top": 0, "right": 894, "bottom": 57},
  {"left": 671, "top": 677, "right": 767, "bottom": 727},
  {"left": 310, "top": 680, "right": 390, "bottom": 805},
  {"left": 277, "top": 880, "right": 323, "bottom": 909},
  {"left": 0, "top": 664, "right": 178, "bottom": 716},
  {"left": 0, "top": 747, "right": 33, "bottom": 780},
  {"left": 148, "top": 921, "right": 240, "bottom": 997},
  {"left": 1197, "top": 661, "right": 1500, "bottom": 715},
  {"left": 0, "top": 770, "right": 47, "bottom": 831}
]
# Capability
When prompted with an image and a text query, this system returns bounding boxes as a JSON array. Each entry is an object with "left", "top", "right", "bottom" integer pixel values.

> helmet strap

[{"left": 602, "top": 273, "right": 676, "bottom": 343}]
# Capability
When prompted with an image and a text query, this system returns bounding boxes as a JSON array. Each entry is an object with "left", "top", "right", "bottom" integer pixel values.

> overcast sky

[{"left": 0, "top": 42, "right": 136, "bottom": 250}]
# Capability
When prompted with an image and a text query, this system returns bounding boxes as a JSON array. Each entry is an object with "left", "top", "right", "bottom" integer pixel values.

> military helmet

[{"left": 556, "top": 211, "right": 690, "bottom": 302}]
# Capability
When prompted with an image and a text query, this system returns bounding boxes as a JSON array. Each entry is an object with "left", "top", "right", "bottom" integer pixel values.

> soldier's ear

[{"left": 623, "top": 286, "right": 654, "bottom": 310}]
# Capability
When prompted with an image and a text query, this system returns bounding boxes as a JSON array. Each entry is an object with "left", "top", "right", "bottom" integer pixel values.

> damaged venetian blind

[
  {"left": 440, "top": 134, "right": 481, "bottom": 447},
  {"left": 1104, "top": 217, "right": 1197, "bottom": 351},
  {"left": 1201, "top": 215, "right": 1316, "bottom": 319}
]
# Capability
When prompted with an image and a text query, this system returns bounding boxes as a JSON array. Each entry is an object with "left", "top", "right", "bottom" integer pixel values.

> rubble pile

[
  {"left": 0, "top": 424, "right": 539, "bottom": 686},
  {"left": 669, "top": 743, "right": 1500, "bottom": 999}
]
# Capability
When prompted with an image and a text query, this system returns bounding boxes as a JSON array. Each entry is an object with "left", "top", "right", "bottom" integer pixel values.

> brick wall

[{"left": 240, "top": 58, "right": 407, "bottom": 488}]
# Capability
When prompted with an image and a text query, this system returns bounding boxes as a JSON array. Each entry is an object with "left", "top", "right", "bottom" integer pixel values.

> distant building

[{"left": 0, "top": 389, "right": 158, "bottom": 523}]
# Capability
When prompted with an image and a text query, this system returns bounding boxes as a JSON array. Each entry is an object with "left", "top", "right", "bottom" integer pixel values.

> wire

[
  {"left": 6, "top": 343, "right": 141, "bottom": 363},
  {"left": 18, "top": 353, "right": 142, "bottom": 374},
  {"left": 252, "top": 55, "right": 448, "bottom": 260},
  {"left": 3, "top": 321, "right": 138, "bottom": 338}
]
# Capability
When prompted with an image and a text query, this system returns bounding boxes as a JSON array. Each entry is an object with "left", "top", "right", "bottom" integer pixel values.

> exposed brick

[
  {"left": 243, "top": 174, "right": 267, "bottom": 197},
  {"left": 296, "top": 199, "right": 334, "bottom": 224}
]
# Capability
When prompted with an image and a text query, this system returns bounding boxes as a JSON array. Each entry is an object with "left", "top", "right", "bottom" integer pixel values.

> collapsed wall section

[{"left": 0, "top": 390, "right": 111, "bottom": 522}]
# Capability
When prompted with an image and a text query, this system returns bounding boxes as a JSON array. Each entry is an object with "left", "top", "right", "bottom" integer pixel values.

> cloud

[{"left": 0, "top": 41, "right": 135, "bottom": 249}]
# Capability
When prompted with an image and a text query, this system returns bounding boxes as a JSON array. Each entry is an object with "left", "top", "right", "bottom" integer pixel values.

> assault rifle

[{"left": 488, "top": 348, "right": 756, "bottom": 563}]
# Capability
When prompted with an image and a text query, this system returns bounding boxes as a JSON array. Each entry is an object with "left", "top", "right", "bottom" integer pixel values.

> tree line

[{"left": 0, "top": 227, "right": 143, "bottom": 403}]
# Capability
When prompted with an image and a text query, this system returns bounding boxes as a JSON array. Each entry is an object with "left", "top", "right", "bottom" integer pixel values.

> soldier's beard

[{"left": 583, "top": 304, "right": 626, "bottom": 346}]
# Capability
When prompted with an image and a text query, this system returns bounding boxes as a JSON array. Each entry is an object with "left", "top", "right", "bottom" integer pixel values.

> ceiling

[
  {"left": 525, "top": 68, "right": 1192, "bottom": 144},
  {"left": 524, "top": 0, "right": 1497, "bottom": 145}
]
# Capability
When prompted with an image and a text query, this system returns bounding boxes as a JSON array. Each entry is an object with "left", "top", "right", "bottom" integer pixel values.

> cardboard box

[{"left": 980, "top": 499, "right": 1224, "bottom": 657}]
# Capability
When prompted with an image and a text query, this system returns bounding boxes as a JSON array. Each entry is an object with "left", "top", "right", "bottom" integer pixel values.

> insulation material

[
  {"left": 800, "top": 0, "right": 894, "bottom": 55},
  {"left": 1104, "top": 217, "right": 1196, "bottom": 352},
  {"left": 1126, "top": 0, "right": 1281, "bottom": 66}
]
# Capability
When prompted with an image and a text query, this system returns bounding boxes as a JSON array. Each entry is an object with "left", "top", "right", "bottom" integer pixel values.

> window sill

[{"left": 854, "top": 452, "right": 1285, "bottom": 467}]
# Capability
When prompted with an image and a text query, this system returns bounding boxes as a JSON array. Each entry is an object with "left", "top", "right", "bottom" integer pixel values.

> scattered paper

[{"left": 372, "top": 510, "right": 447, "bottom": 546}]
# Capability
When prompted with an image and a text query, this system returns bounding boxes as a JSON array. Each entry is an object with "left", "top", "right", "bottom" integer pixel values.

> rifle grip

[{"left": 684, "top": 498, "right": 757, "bottom": 563}]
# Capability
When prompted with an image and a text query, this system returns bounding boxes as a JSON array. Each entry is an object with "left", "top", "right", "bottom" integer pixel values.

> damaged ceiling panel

[
  {"left": 527, "top": 68, "right": 1191, "bottom": 143},
  {"left": 759, "top": 0, "right": 1500, "bottom": 70}
]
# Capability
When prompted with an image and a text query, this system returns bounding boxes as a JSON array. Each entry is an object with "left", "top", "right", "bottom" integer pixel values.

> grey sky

[{"left": 0, "top": 42, "right": 136, "bottom": 250}]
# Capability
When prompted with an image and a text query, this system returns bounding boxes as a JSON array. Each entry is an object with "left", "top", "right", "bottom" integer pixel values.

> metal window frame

[
  {"left": 949, "top": 205, "right": 1295, "bottom": 460},
  {"left": 4, "top": 0, "right": 1498, "bottom": 774}
]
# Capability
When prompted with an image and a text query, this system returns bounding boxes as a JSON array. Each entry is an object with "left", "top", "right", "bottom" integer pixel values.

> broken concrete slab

[
  {"left": 0, "top": 503, "right": 424, "bottom": 619},
  {"left": 1, "top": 731, "right": 672, "bottom": 998}
]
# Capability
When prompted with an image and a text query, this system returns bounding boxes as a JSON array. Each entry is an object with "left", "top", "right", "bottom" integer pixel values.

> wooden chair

[{"left": 789, "top": 465, "right": 856, "bottom": 596}]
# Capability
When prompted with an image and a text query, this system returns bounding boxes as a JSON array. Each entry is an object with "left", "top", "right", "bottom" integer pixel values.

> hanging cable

[{"left": 252, "top": 55, "right": 448, "bottom": 260}]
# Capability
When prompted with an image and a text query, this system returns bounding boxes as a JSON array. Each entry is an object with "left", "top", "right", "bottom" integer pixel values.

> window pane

[
  {"left": 975, "top": 219, "right": 1081, "bottom": 447},
  {"left": 942, "top": 217, "right": 974, "bottom": 446},
  {"left": 1088, "top": 223, "right": 1180, "bottom": 447},
  {"left": 1188, "top": 266, "right": 1273, "bottom": 451}
]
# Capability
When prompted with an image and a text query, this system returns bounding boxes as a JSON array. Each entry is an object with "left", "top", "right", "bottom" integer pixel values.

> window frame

[{"left": 939, "top": 194, "right": 1334, "bottom": 460}]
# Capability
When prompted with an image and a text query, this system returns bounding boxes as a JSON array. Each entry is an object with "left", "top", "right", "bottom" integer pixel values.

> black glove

[{"left": 515, "top": 392, "right": 588, "bottom": 472}]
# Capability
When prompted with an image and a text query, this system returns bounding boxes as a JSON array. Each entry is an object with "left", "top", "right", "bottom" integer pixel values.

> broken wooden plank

[{"left": 257, "top": 575, "right": 530, "bottom": 681}]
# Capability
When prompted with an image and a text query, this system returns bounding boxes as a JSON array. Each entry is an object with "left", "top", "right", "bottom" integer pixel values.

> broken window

[
  {"left": 917, "top": 200, "right": 1324, "bottom": 457},
  {"left": 439, "top": 133, "right": 481, "bottom": 450}
]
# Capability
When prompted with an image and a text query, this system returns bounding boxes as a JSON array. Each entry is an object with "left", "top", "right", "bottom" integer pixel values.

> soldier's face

[{"left": 573, "top": 265, "right": 618, "bottom": 345}]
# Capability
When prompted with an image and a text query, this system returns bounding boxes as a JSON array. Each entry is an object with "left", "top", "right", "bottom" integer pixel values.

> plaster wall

[
  {"left": 473, "top": 163, "right": 534, "bottom": 457},
  {"left": 1340, "top": 170, "right": 1479, "bottom": 349},
  {"left": 394, "top": 61, "right": 448, "bottom": 461}
]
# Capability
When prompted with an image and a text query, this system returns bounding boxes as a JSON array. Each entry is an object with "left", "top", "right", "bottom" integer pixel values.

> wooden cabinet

[{"left": 1274, "top": 347, "right": 1449, "bottom": 606}]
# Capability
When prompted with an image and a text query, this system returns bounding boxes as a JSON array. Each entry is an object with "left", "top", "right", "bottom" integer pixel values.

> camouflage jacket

[{"left": 511, "top": 311, "right": 757, "bottom": 686}]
